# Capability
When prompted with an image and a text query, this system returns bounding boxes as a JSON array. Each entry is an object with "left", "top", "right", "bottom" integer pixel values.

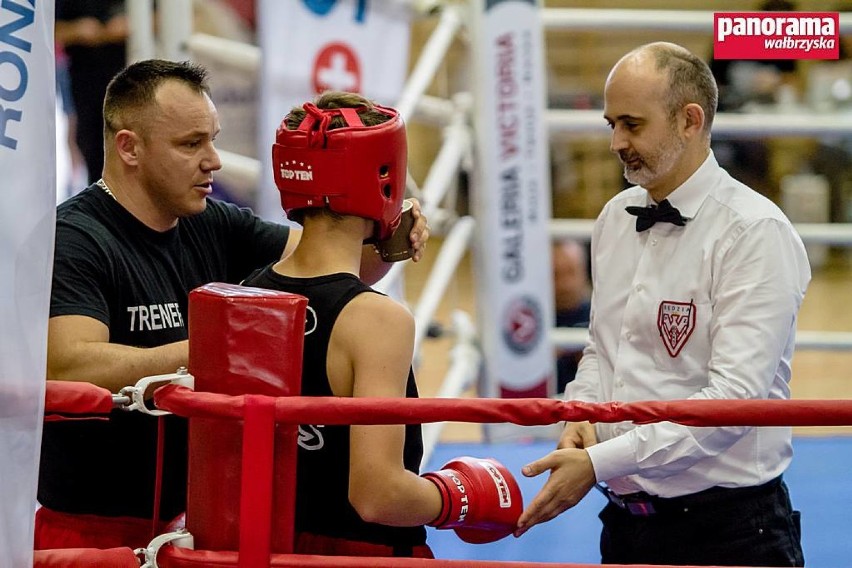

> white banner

[
  {"left": 256, "top": 0, "right": 412, "bottom": 221},
  {"left": 470, "top": 0, "right": 554, "bottom": 401},
  {"left": 0, "top": 1, "right": 56, "bottom": 565}
]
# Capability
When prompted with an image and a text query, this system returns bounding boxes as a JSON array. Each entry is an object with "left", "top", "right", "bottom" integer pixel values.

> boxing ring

[
  {"left": 33, "top": 276, "right": 852, "bottom": 568},
  {"left": 43, "top": 3, "right": 848, "bottom": 567},
  {"left": 35, "top": 374, "right": 852, "bottom": 568}
]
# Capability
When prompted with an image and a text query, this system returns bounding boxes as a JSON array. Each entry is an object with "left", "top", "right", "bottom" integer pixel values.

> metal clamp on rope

[
  {"left": 118, "top": 367, "right": 195, "bottom": 416},
  {"left": 137, "top": 528, "right": 195, "bottom": 568}
]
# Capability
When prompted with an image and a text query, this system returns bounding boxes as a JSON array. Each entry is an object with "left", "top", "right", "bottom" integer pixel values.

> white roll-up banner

[
  {"left": 469, "top": 0, "right": 555, "bottom": 402},
  {"left": 256, "top": 0, "right": 412, "bottom": 222},
  {"left": 0, "top": 1, "right": 56, "bottom": 565}
]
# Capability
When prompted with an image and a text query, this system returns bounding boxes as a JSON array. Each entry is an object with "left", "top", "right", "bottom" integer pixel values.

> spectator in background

[
  {"left": 552, "top": 239, "right": 591, "bottom": 394},
  {"left": 55, "top": 0, "right": 129, "bottom": 184},
  {"left": 55, "top": 44, "right": 87, "bottom": 202}
]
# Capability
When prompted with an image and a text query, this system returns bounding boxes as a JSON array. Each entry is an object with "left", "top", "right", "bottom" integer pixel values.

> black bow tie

[{"left": 625, "top": 199, "right": 687, "bottom": 232}]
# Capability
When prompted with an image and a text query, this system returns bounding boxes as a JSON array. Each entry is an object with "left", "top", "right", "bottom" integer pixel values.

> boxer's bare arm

[
  {"left": 47, "top": 315, "right": 187, "bottom": 394},
  {"left": 331, "top": 294, "right": 443, "bottom": 526}
]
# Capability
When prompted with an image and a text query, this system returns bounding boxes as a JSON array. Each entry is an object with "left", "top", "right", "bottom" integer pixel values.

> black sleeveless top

[{"left": 242, "top": 267, "right": 427, "bottom": 547}]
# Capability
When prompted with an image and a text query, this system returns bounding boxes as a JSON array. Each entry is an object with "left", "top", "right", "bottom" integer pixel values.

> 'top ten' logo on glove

[{"left": 422, "top": 456, "right": 523, "bottom": 544}]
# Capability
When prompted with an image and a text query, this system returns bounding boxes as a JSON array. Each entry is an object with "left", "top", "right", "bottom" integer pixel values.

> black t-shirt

[
  {"left": 242, "top": 267, "right": 427, "bottom": 548},
  {"left": 40, "top": 185, "right": 289, "bottom": 519}
]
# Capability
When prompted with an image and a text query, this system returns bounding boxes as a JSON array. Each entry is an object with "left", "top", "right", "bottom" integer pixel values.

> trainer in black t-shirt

[{"left": 40, "top": 184, "right": 290, "bottom": 520}]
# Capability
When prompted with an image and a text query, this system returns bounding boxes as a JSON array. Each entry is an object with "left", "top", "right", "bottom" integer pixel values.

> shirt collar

[{"left": 644, "top": 151, "right": 718, "bottom": 220}]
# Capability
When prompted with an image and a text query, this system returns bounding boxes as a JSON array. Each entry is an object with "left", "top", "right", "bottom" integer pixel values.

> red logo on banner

[
  {"left": 312, "top": 42, "right": 362, "bottom": 94},
  {"left": 502, "top": 295, "right": 543, "bottom": 355},
  {"left": 714, "top": 12, "right": 839, "bottom": 60}
]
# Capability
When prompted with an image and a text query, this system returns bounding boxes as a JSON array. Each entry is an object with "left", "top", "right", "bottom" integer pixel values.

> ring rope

[
  {"left": 153, "top": 385, "right": 852, "bottom": 428},
  {"left": 156, "top": 546, "right": 724, "bottom": 568},
  {"left": 34, "top": 543, "right": 744, "bottom": 568},
  {"left": 44, "top": 380, "right": 116, "bottom": 418},
  {"left": 42, "top": 381, "right": 852, "bottom": 427},
  {"left": 39, "top": 381, "right": 849, "bottom": 567}
]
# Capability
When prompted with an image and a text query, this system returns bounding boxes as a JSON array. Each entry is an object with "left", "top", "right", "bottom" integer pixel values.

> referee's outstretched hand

[{"left": 513, "top": 424, "right": 597, "bottom": 537}]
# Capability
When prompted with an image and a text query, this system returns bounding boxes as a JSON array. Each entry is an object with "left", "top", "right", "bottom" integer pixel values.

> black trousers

[{"left": 599, "top": 477, "right": 804, "bottom": 567}]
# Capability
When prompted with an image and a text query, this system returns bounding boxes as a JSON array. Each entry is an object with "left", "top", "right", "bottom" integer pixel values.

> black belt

[{"left": 595, "top": 476, "right": 782, "bottom": 517}]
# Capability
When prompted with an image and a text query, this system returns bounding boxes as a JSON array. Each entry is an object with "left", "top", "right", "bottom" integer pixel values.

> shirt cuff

[{"left": 586, "top": 433, "right": 638, "bottom": 482}]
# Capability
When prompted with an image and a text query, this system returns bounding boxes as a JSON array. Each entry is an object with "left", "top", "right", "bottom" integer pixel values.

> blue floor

[{"left": 425, "top": 436, "right": 850, "bottom": 567}]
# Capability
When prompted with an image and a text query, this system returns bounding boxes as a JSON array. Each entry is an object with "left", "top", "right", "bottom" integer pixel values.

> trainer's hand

[
  {"left": 407, "top": 198, "right": 430, "bottom": 262},
  {"left": 513, "top": 448, "right": 596, "bottom": 537}
]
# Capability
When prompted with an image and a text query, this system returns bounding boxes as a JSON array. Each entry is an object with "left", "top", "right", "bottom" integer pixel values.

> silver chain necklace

[{"left": 95, "top": 178, "right": 117, "bottom": 201}]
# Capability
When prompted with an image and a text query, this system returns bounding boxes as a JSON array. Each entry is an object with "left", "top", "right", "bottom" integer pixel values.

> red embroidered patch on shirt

[{"left": 657, "top": 300, "right": 696, "bottom": 357}]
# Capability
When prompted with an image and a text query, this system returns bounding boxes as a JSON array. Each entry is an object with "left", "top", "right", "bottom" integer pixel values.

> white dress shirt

[{"left": 567, "top": 152, "right": 811, "bottom": 498}]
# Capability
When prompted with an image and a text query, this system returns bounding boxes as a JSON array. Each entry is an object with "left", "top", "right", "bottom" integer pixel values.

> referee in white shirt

[{"left": 514, "top": 42, "right": 808, "bottom": 567}]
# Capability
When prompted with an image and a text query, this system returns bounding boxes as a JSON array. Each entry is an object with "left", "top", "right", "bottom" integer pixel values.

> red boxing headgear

[{"left": 272, "top": 102, "right": 407, "bottom": 241}]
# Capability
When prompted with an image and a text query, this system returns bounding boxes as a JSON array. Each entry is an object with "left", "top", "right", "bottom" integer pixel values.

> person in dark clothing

[
  {"left": 40, "top": 60, "right": 431, "bottom": 551},
  {"left": 552, "top": 239, "right": 591, "bottom": 393},
  {"left": 242, "top": 92, "right": 524, "bottom": 558},
  {"left": 55, "top": 0, "right": 129, "bottom": 184}
]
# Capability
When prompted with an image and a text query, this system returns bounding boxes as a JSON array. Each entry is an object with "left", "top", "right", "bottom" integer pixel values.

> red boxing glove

[{"left": 422, "top": 456, "right": 523, "bottom": 544}]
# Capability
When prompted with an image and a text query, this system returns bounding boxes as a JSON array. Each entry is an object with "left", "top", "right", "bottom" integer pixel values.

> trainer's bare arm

[{"left": 47, "top": 315, "right": 187, "bottom": 393}]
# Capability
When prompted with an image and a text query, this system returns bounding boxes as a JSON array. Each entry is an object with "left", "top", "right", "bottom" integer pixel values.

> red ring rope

[
  {"left": 156, "top": 546, "right": 733, "bottom": 568},
  {"left": 44, "top": 381, "right": 114, "bottom": 419},
  {"left": 38, "top": 381, "right": 849, "bottom": 567},
  {"left": 153, "top": 384, "right": 852, "bottom": 428}
]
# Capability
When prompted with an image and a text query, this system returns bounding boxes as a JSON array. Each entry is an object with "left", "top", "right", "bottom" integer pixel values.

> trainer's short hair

[{"left": 103, "top": 59, "right": 210, "bottom": 137}]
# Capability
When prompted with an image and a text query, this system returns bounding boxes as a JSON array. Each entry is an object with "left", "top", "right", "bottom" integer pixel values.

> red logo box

[{"left": 714, "top": 12, "right": 839, "bottom": 60}]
